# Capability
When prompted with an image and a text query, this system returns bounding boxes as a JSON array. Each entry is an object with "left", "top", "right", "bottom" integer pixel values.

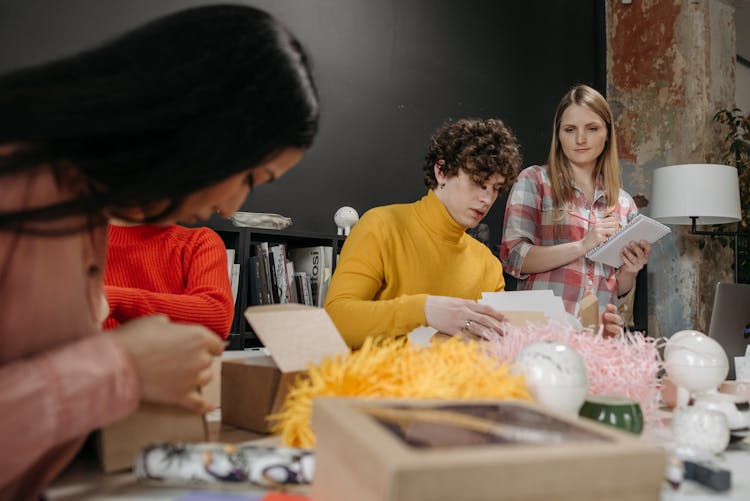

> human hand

[
  {"left": 425, "top": 295, "right": 505, "bottom": 340},
  {"left": 115, "top": 315, "right": 225, "bottom": 413},
  {"left": 601, "top": 303, "right": 623, "bottom": 338},
  {"left": 581, "top": 215, "right": 620, "bottom": 253},
  {"left": 620, "top": 240, "right": 651, "bottom": 274}
]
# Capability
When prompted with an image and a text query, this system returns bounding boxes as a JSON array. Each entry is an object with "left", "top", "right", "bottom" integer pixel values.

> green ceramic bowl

[{"left": 579, "top": 395, "right": 644, "bottom": 435}]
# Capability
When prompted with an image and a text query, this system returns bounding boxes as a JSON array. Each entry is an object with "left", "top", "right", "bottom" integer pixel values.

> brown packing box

[
  {"left": 96, "top": 357, "right": 221, "bottom": 473},
  {"left": 311, "top": 398, "right": 667, "bottom": 501},
  {"left": 97, "top": 402, "right": 208, "bottom": 473},
  {"left": 221, "top": 304, "right": 350, "bottom": 433},
  {"left": 579, "top": 294, "right": 600, "bottom": 330}
]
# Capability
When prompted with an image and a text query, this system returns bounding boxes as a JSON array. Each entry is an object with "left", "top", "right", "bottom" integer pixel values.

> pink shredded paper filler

[{"left": 483, "top": 321, "right": 664, "bottom": 414}]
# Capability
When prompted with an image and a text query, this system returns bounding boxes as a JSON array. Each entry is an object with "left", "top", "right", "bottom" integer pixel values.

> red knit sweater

[{"left": 103, "top": 224, "right": 234, "bottom": 338}]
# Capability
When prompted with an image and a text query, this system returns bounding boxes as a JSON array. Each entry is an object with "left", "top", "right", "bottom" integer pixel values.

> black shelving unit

[{"left": 207, "top": 219, "right": 346, "bottom": 350}]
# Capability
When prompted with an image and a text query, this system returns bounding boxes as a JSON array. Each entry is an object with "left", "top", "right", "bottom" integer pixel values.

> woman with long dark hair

[{"left": 0, "top": 4, "right": 318, "bottom": 496}]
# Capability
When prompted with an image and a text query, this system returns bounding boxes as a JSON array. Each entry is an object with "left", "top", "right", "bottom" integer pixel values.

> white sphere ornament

[
  {"left": 514, "top": 341, "right": 589, "bottom": 414},
  {"left": 334, "top": 206, "right": 359, "bottom": 235},
  {"left": 664, "top": 330, "right": 728, "bottom": 407}
]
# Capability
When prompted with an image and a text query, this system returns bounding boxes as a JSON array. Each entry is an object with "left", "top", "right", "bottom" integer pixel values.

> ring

[{"left": 463, "top": 320, "right": 472, "bottom": 332}]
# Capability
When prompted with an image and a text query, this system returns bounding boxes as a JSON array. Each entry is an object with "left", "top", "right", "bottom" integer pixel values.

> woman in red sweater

[{"left": 104, "top": 224, "right": 234, "bottom": 339}]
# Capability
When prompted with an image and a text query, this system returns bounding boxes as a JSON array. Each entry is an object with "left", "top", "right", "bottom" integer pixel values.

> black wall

[{"left": 0, "top": 0, "right": 605, "bottom": 249}]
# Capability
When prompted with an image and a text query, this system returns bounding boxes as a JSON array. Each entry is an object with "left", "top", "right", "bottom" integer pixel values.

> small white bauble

[
  {"left": 334, "top": 206, "right": 359, "bottom": 235},
  {"left": 664, "top": 330, "right": 728, "bottom": 400},
  {"left": 515, "top": 341, "right": 589, "bottom": 414}
]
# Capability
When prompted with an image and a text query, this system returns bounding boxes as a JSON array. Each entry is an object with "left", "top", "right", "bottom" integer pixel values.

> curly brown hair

[{"left": 422, "top": 118, "right": 522, "bottom": 190}]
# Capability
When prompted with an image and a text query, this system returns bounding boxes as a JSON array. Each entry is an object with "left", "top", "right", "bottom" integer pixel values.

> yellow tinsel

[{"left": 270, "top": 336, "right": 531, "bottom": 447}]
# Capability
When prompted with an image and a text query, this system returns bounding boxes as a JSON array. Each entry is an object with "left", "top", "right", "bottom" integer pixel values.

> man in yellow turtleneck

[{"left": 324, "top": 119, "right": 522, "bottom": 349}]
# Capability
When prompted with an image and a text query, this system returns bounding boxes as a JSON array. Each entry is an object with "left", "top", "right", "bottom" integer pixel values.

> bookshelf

[{"left": 207, "top": 219, "right": 346, "bottom": 350}]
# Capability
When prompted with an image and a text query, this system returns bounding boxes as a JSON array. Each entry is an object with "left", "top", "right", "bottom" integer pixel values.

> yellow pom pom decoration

[{"left": 270, "top": 336, "right": 530, "bottom": 447}]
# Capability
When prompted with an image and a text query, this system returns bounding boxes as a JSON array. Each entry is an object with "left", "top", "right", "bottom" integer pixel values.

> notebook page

[{"left": 585, "top": 214, "right": 671, "bottom": 268}]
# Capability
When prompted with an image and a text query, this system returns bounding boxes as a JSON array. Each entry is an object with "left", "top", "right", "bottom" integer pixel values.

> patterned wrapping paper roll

[{"left": 135, "top": 442, "right": 314, "bottom": 486}]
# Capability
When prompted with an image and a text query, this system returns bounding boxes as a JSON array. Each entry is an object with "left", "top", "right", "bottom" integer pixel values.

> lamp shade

[{"left": 650, "top": 164, "right": 741, "bottom": 225}]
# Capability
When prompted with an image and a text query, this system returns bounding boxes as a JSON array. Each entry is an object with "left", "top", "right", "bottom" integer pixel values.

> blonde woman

[{"left": 500, "top": 85, "right": 649, "bottom": 335}]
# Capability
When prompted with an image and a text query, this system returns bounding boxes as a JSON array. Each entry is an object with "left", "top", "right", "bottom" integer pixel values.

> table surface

[{"left": 46, "top": 407, "right": 750, "bottom": 501}]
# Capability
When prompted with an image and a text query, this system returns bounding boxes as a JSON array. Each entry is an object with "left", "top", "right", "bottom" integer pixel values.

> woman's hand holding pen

[
  {"left": 580, "top": 214, "right": 620, "bottom": 253},
  {"left": 425, "top": 296, "right": 506, "bottom": 340}
]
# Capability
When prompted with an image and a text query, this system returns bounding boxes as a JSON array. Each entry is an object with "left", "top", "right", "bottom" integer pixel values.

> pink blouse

[{"left": 0, "top": 164, "right": 139, "bottom": 499}]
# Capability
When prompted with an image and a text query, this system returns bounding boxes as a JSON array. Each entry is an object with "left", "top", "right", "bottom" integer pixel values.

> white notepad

[{"left": 585, "top": 213, "right": 671, "bottom": 268}]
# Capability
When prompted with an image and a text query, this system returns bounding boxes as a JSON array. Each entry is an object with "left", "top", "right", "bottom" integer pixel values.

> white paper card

[
  {"left": 407, "top": 325, "right": 437, "bottom": 347},
  {"left": 480, "top": 290, "right": 567, "bottom": 323}
]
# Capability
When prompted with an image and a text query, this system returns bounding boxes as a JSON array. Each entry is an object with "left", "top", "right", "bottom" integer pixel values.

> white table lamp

[
  {"left": 650, "top": 164, "right": 741, "bottom": 225},
  {"left": 651, "top": 163, "right": 744, "bottom": 281}
]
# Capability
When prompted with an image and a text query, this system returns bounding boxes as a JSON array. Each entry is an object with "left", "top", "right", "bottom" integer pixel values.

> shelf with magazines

[{"left": 204, "top": 218, "right": 346, "bottom": 350}]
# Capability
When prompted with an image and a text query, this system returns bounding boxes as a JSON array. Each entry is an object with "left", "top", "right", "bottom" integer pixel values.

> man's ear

[{"left": 433, "top": 160, "right": 446, "bottom": 183}]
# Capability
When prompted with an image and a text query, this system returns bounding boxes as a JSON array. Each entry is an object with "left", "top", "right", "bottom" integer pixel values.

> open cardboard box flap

[
  {"left": 222, "top": 304, "right": 349, "bottom": 434},
  {"left": 245, "top": 303, "right": 350, "bottom": 372}
]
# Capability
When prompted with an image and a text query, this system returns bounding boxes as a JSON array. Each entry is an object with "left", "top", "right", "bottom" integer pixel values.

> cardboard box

[
  {"left": 579, "top": 295, "right": 600, "bottom": 330},
  {"left": 97, "top": 356, "right": 221, "bottom": 473},
  {"left": 311, "top": 398, "right": 666, "bottom": 501},
  {"left": 97, "top": 402, "right": 207, "bottom": 473},
  {"left": 221, "top": 304, "right": 350, "bottom": 433}
]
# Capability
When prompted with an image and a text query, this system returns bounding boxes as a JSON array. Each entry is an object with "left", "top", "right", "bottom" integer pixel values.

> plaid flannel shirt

[{"left": 500, "top": 165, "right": 637, "bottom": 315}]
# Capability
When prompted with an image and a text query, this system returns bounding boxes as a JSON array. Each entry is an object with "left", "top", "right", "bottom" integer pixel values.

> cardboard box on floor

[
  {"left": 311, "top": 398, "right": 667, "bottom": 501},
  {"left": 221, "top": 304, "right": 350, "bottom": 434},
  {"left": 97, "top": 357, "right": 221, "bottom": 473}
]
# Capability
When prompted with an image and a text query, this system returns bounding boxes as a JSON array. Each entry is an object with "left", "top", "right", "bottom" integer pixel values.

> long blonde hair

[{"left": 548, "top": 85, "right": 620, "bottom": 218}]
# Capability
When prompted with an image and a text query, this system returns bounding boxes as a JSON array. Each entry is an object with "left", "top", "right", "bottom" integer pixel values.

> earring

[{"left": 439, "top": 183, "right": 446, "bottom": 189}]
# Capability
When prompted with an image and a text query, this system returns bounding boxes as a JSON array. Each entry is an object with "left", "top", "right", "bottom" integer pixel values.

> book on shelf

[
  {"left": 294, "top": 271, "right": 313, "bottom": 306},
  {"left": 252, "top": 243, "right": 273, "bottom": 304},
  {"left": 225, "top": 248, "right": 240, "bottom": 305},
  {"left": 247, "top": 254, "right": 265, "bottom": 306},
  {"left": 225, "top": 248, "right": 235, "bottom": 279},
  {"left": 288, "top": 245, "right": 333, "bottom": 307},
  {"left": 321, "top": 246, "right": 333, "bottom": 306},
  {"left": 269, "top": 244, "right": 290, "bottom": 304},
  {"left": 286, "top": 260, "right": 298, "bottom": 304},
  {"left": 230, "top": 263, "right": 240, "bottom": 305}
]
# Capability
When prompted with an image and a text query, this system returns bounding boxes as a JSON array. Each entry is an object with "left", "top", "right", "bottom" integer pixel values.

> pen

[{"left": 568, "top": 211, "right": 596, "bottom": 224}]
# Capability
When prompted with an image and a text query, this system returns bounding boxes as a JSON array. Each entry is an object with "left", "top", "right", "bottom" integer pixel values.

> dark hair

[
  {"left": 0, "top": 4, "right": 319, "bottom": 231},
  {"left": 422, "top": 118, "right": 521, "bottom": 191}
]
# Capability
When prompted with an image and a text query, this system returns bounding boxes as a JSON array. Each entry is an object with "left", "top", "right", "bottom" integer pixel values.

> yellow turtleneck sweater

[{"left": 324, "top": 190, "right": 505, "bottom": 348}]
